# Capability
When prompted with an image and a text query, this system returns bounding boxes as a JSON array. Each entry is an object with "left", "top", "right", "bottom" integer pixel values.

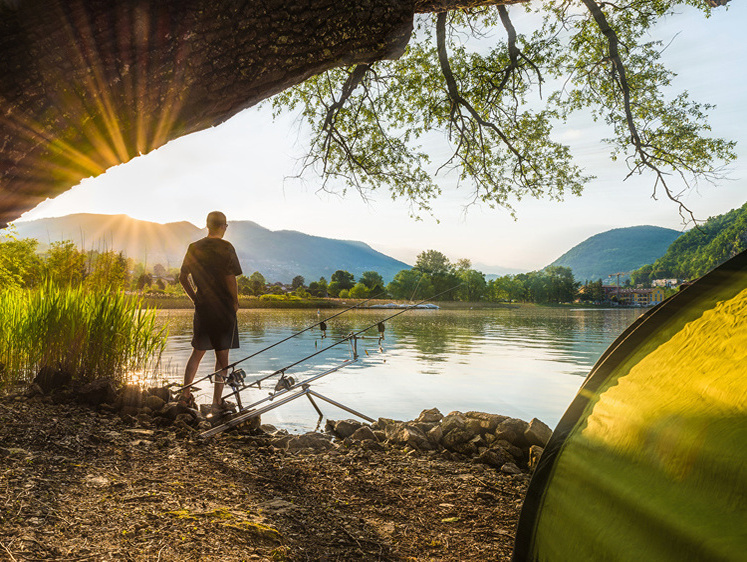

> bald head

[{"left": 206, "top": 211, "right": 228, "bottom": 236}]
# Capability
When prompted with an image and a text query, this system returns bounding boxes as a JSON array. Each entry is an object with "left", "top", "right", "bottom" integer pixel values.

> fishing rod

[
  {"left": 202, "top": 285, "right": 462, "bottom": 434},
  {"left": 216, "top": 284, "right": 461, "bottom": 402},
  {"left": 180, "top": 292, "right": 385, "bottom": 392}
]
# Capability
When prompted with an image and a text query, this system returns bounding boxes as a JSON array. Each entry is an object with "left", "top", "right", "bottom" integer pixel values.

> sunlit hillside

[{"left": 10, "top": 214, "right": 411, "bottom": 283}]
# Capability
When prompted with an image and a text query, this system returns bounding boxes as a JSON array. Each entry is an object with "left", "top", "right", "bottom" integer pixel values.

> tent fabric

[{"left": 512, "top": 250, "right": 747, "bottom": 561}]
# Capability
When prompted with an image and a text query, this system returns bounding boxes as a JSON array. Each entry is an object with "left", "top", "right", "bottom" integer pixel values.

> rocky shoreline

[{"left": 1, "top": 379, "right": 541, "bottom": 561}]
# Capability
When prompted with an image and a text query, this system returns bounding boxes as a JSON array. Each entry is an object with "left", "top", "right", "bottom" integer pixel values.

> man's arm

[
  {"left": 179, "top": 271, "right": 198, "bottom": 304},
  {"left": 226, "top": 274, "right": 239, "bottom": 312}
]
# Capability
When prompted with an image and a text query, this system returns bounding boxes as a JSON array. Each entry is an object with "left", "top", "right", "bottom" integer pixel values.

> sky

[{"left": 18, "top": 2, "right": 747, "bottom": 272}]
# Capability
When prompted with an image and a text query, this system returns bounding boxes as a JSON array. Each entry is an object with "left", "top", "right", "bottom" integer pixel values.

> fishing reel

[
  {"left": 226, "top": 368, "right": 246, "bottom": 391},
  {"left": 274, "top": 372, "right": 296, "bottom": 392}
]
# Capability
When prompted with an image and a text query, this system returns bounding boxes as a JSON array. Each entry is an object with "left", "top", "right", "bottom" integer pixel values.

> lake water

[{"left": 154, "top": 307, "right": 645, "bottom": 433}]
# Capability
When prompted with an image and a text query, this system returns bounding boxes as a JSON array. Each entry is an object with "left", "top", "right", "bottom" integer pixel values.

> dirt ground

[{"left": 0, "top": 396, "right": 528, "bottom": 561}]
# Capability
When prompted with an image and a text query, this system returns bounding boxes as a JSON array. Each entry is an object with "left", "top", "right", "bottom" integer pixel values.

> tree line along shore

[{"left": 2, "top": 236, "right": 659, "bottom": 306}]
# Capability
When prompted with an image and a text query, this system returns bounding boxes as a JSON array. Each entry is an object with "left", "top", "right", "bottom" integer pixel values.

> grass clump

[{"left": 0, "top": 281, "right": 167, "bottom": 389}]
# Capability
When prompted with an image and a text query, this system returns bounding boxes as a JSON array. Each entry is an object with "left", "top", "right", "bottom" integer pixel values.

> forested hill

[
  {"left": 9, "top": 214, "right": 411, "bottom": 283},
  {"left": 548, "top": 225, "right": 682, "bottom": 282},
  {"left": 633, "top": 203, "right": 747, "bottom": 281}
]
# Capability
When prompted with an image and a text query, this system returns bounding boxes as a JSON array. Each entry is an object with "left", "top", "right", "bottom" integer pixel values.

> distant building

[
  {"left": 652, "top": 278, "right": 679, "bottom": 288},
  {"left": 603, "top": 286, "right": 666, "bottom": 306}
]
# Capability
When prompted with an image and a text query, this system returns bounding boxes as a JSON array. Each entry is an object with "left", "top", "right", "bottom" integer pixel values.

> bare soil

[{"left": 0, "top": 396, "right": 528, "bottom": 561}]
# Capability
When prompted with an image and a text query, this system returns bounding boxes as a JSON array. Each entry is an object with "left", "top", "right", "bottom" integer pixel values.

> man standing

[{"left": 179, "top": 211, "right": 242, "bottom": 415}]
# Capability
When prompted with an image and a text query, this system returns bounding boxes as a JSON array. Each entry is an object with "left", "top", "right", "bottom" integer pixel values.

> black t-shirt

[{"left": 180, "top": 237, "right": 242, "bottom": 311}]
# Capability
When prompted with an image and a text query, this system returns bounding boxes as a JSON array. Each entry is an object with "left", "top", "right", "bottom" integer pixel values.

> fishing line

[
  {"left": 180, "top": 292, "right": 384, "bottom": 391},
  {"left": 217, "top": 284, "right": 461, "bottom": 397}
]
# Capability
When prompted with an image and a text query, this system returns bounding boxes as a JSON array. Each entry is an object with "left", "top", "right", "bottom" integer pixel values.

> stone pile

[
  {"left": 322, "top": 408, "right": 552, "bottom": 474},
  {"left": 24, "top": 374, "right": 552, "bottom": 474},
  {"left": 24, "top": 377, "right": 240, "bottom": 433}
]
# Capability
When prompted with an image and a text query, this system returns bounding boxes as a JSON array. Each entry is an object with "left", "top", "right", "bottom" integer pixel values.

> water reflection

[{"left": 155, "top": 307, "right": 644, "bottom": 432}]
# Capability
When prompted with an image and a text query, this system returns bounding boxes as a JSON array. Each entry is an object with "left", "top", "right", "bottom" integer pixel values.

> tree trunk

[{"left": 1, "top": 0, "right": 421, "bottom": 226}]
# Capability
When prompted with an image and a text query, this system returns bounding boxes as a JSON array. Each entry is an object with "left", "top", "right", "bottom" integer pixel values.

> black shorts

[{"left": 192, "top": 305, "right": 239, "bottom": 350}]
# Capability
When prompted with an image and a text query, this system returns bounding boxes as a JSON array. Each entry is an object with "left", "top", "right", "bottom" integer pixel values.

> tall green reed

[{"left": 0, "top": 281, "right": 167, "bottom": 389}]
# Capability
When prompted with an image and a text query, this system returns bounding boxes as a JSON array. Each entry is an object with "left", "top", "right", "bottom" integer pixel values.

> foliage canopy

[{"left": 274, "top": 0, "right": 734, "bottom": 221}]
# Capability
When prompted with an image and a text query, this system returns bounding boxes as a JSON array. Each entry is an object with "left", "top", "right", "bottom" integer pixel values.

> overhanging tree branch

[{"left": 580, "top": 0, "right": 732, "bottom": 224}]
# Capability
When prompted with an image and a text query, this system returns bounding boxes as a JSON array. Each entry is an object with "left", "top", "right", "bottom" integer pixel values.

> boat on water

[{"left": 369, "top": 303, "right": 440, "bottom": 309}]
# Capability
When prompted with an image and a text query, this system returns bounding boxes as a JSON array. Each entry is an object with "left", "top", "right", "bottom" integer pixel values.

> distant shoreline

[
  {"left": 139, "top": 296, "right": 526, "bottom": 310},
  {"left": 139, "top": 297, "right": 645, "bottom": 311}
]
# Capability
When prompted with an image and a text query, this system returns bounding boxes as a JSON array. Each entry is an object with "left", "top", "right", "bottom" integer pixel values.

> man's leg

[
  {"left": 212, "top": 348, "right": 230, "bottom": 407},
  {"left": 181, "top": 348, "right": 206, "bottom": 401}
]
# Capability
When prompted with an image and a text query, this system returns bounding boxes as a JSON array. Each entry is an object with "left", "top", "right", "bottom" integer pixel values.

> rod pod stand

[{"left": 199, "top": 360, "right": 374, "bottom": 439}]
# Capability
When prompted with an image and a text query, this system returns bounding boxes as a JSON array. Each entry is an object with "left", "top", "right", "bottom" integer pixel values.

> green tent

[{"left": 513, "top": 250, "right": 747, "bottom": 561}]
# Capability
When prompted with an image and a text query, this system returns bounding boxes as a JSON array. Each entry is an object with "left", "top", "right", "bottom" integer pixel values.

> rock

[
  {"left": 146, "top": 386, "right": 170, "bottom": 403},
  {"left": 452, "top": 437, "right": 479, "bottom": 457},
  {"left": 23, "top": 383, "right": 44, "bottom": 398},
  {"left": 286, "top": 432, "right": 336, "bottom": 451},
  {"left": 440, "top": 413, "right": 467, "bottom": 436},
  {"left": 271, "top": 435, "right": 292, "bottom": 449},
  {"left": 329, "top": 419, "right": 364, "bottom": 439},
  {"left": 495, "top": 418, "right": 530, "bottom": 446},
  {"left": 386, "top": 424, "right": 434, "bottom": 450},
  {"left": 373, "top": 430, "right": 386, "bottom": 441},
  {"left": 442, "top": 428, "right": 471, "bottom": 452},
  {"left": 360, "top": 440, "right": 385, "bottom": 452},
  {"left": 349, "top": 426, "right": 378, "bottom": 442},
  {"left": 465, "top": 418, "right": 489, "bottom": 436},
  {"left": 524, "top": 418, "right": 552, "bottom": 447},
  {"left": 117, "top": 385, "right": 145, "bottom": 411},
  {"left": 371, "top": 417, "right": 402, "bottom": 431},
  {"left": 529, "top": 445, "right": 544, "bottom": 469},
  {"left": 475, "top": 446, "right": 514, "bottom": 469},
  {"left": 501, "top": 462, "right": 522, "bottom": 475},
  {"left": 175, "top": 413, "right": 196, "bottom": 426},
  {"left": 260, "top": 424, "right": 279, "bottom": 434},
  {"left": 494, "top": 429, "right": 518, "bottom": 445},
  {"left": 160, "top": 402, "right": 187, "bottom": 420},
  {"left": 144, "top": 395, "right": 166, "bottom": 411},
  {"left": 173, "top": 419, "right": 194, "bottom": 433},
  {"left": 427, "top": 424, "right": 443, "bottom": 444},
  {"left": 464, "top": 412, "right": 508, "bottom": 432},
  {"left": 494, "top": 439, "right": 524, "bottom": 462},
  {"left": 469, "top": 434, "right": 485, "bottom": 449},
  {"left": 235, "top": 416, "right": 262, "bottom": 433},
  {"left": 416, "top": 408, "right": 443, "bottom": 423},
  {"left": 34, "top": 366, "right": 73, "bottom": 393},
  {"left": 77, "top": 378, "right": 117, "bottom": 406},
  {"left": 153, "top": 416, "right": 173, "bottom": 428},
  {"left": 413, "top": 422, "right": 438, "bottom": 434}
]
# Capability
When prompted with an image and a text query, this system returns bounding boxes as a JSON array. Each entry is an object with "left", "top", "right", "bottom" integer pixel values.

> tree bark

[{"left": 1, "top": 0, "right": 421, "bottom": 226}]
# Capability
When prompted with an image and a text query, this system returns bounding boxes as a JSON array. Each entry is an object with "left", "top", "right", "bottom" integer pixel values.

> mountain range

[
  {"left": 9, "top": 214, "right": 411, "bottom": 283},
  {"left": 9, "top": 213, "right": 720, "bottom": 284}
]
